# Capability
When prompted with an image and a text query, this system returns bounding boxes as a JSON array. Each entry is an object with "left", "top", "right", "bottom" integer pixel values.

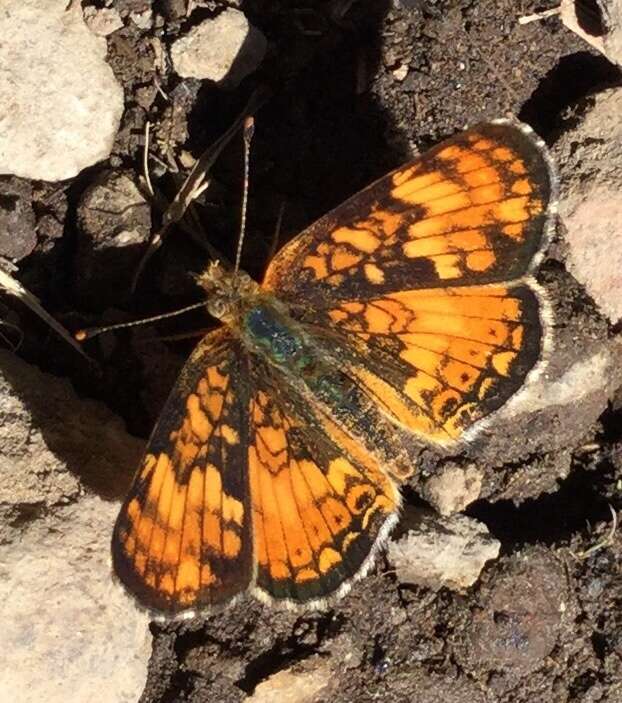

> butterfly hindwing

[
  {"left": 247, "top": 366, "right": 401, "bottom": 604},
  {"left": 263, "top": 121, "right": 554, "bottom": 306},
  {"left": 112, "top": 329, "right": 254, "bottom": 614},
  {"left": 298, "top": 282, "right": 543, "bottom": 444}
]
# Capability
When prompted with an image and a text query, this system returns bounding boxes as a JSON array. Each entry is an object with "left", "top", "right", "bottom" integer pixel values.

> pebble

[
  {"left": 83, "top": 6, "right": 124, "bottom": 36},
  {"left": 75, "top": 170, "right": 152, "bottom": 307},
  {"left": 0, "top": 177, "right": 36, "bottom": 260},
  {"left": 392, "top": 64, "right": 409, "bottom": 81},
  {"left": 247, "top": 662, "right": 332, "bottom": 703},
  {"left": 0, "top": 0, "right": 124, "bottom": 181},
  {"left": 422, "top": 464, "right": 484, "bottom": 516},
  {"left": 387, "top": 511, "right": 500, "bottom": 591},
  {"left": 170, "top": 8, "right": 267, "bottom": 87}
]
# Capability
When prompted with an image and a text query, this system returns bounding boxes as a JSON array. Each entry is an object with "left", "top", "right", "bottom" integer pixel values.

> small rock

[
  {"left": 0, "top": 0, "right": 124, "bottom": 181},
  {"left": 323, "top": 632, "right": 364, "bottom": 670},
  {"left": 387, "top": 511, "right": 500, "bottom": 591},
  {"left": 554, "top": 88, "right": 622, "bottom": 324},
  {"left": 392, "top": 64, "right": 409, "bottom": 81},
  {"left": 0, "top": 351, "right": 147, "bottom": 703},
  {"left": 423, "top": 464, "right": 484, "bottom": 516},
  {"left": 0, "top": 177, "right": 36, "bottom": 260},
  {"left": 76, "top": 170, "right": 151, "bottom": 307},
  {"left": 32, "top": 181, "right": 68, "bottom": 243},
  {"left": 247, "top": 661, "right": 332, "bottom": 703},
  {"left": 83, "top": 6, "right": 124, "bottom": 36},
  {"left": 159, "top": 0, "right": 187, "bottom": 21},
  {"left": 130, "top": 8, "right": 153, "bottom": 30},
  {"left": 460, "top": 548, "right": 569, "bottom": 675},
  {"left": 561, "top": 0, "right": 622, "bottom": 67},
  {"left": 170, "top": 8, "right": 267, "bottom": 87}
]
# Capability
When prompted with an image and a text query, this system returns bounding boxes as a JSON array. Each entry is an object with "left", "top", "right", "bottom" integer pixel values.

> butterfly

[{"left": 111, "top": 119, "right": 557, "bottom": 617}]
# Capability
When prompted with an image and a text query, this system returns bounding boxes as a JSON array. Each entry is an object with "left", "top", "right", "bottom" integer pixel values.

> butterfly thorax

[{"left": 199, "top": 261, "right": 315, "bottom": 374}]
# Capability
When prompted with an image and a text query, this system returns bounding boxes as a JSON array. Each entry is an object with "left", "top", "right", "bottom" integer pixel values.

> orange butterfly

[{"left": 112, "top": 119, "right": 557, "bottom": 616}]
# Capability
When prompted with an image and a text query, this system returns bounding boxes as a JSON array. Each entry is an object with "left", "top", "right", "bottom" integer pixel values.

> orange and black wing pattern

[
  {"left": 263, "top": 120, "right": 555, "bottom": 305},
  {"left": 300, "top": 282, "right": 544, "bottom": 444},
  {"left": 247, "top": 369, "right": 400, "bottom": 604},
  {"left": 263, "top": 120, "right": 556, "bottom": 444},
  {"left": 112, "top": 330, "right": 400, "bottom": 613},
  {"left": 112, "top": 329, "right": 254, "bottom": 614}
]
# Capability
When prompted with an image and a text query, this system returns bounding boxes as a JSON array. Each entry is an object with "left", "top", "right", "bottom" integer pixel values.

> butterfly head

[{"left": 198, "top": 260, "right": 260, "bottom": 324}]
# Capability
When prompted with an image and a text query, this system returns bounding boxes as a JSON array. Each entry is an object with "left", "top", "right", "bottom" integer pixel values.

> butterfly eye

[
  {"left": 236, "top": 271, "right": 256, "bottom": 295},
  {"left": 208, "top": 297, "right": 228, "bottom": 319}
]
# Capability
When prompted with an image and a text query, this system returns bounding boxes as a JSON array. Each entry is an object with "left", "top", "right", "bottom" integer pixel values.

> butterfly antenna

[
  {"left": 74, "top": 301, "right": 207, "bottom": 342},
  {"left": 233, "top": 116, "right": 255, "bottom": 275}
]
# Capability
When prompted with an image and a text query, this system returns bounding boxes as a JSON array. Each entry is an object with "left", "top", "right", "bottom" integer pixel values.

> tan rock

[
  {"left": 423, "top": 464, "right": 484, "bottom": 516},
  {"left": 561, "top": 0, "right": 622, "bottom": 67},
  {"left": 388, "top": 512, "right": 500, "bottom": 591},
  {"left": 0, "top": 351, "right": 148, "bottom": 702},
  {"left": 0, "top": 0, "right": 124, "bottom": 181},
  {"left": 555, "top": 88, "right": 622, "bottom": 324},
  {"left": 171, "top": 8, "right": 267, "bottom": 87},
  {"left": 248, "top": 661, "right": 332, "bottom": 703}
]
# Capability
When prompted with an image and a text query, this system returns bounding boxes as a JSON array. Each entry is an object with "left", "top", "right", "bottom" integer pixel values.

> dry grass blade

[
  {"left": 570, "top": 504, "right": 618, "bottom": 560},
  {"left": 518, "top": 7, "right": 561, "bottom": 25},
  {"left": 132, "top": 87, "right": 270, "bottom": 292},
  {"left": 0, "top": 266, "right": 92, "bottom": 362}
]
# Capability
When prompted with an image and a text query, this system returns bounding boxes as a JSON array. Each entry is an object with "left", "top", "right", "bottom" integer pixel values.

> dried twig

[
  {"left": 518, "top": 7, "right": 561, "bottom": 25},
  {"left": 143, "top": 121, "right": 155, "bottom": 198},
  {"left": 131, "top": 87, "right": 269, "bottom": 292}
]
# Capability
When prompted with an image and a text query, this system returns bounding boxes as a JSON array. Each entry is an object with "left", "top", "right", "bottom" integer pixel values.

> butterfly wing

[
  {"left": 112, "top": 328, "right": 254, "bottom": 614},
  {"left": 112, "top": 329, "right": 400, "bottom": 613},
  {"left": 247, "top": 365, "right": 400, "bottom": 604},
  {"left": 262, "top": 121, "right": 555, "bottom": 443},
  {"left": 263, "top": 121, "right": 555, "bottom": 303}
]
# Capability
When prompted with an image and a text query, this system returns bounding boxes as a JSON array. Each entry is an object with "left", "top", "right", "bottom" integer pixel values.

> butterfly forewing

[
  {"left": 112, "top": 329, "right": 254, "bottom": 614},
  {"left": 262, "top": 121, "right": 554, "bottom": 305}
]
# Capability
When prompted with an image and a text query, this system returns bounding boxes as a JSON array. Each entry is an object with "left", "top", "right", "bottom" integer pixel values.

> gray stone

[
  {"left": 0, "top": 0, "right": 124, "bottom": 181},
  {"left": 459, "top": 548, "right": 569, "bottom": 676},
  {"left": 171, "top": 9, "right": 267, "bottom": 87},
  {"left": 0, "top": 177, "right": 36, "bottom": 260},
  {"left": 76, "top": 170, "right": 151, "bottom": 306},
  {"left": 0, "top": 350, "right": 148, "bottom": 702}
]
